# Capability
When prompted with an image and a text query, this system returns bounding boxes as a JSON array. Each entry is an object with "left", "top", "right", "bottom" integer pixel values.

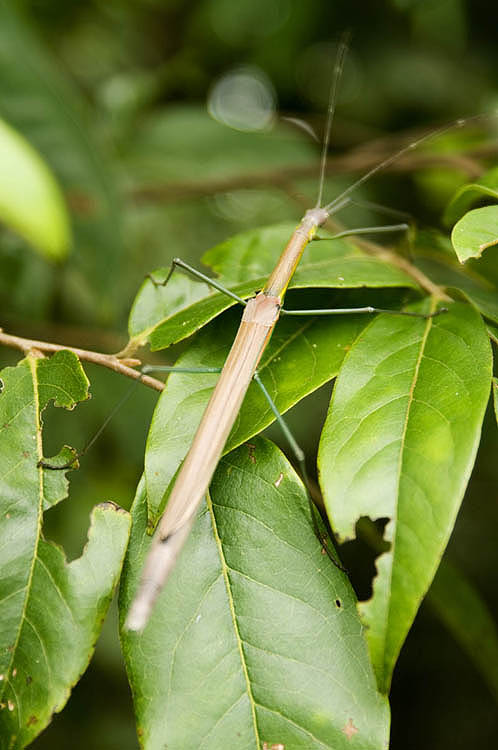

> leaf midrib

[
  {"left": 383, "top": 301, "right": 436, "bottom": 685},
  {"left": 205, "top": 490, "right": 260, "bottom": 748},
  {"left": 1, "top": 356, "right": 44, "bottom": 707}
]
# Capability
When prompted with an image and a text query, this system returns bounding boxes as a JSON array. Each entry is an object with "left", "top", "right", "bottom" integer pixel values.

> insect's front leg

[{"left": 148, "top": 257, "right": 247, "bottom": 306}]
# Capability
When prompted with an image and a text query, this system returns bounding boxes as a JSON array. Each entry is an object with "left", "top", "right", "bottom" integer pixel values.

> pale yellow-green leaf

[{"left": 0, "top": 117, "right": 70, "bottom": 260}]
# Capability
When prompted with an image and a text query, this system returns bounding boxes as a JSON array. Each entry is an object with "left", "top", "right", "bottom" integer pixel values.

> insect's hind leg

[
  {"left": 252, "top": 372, "right": 347, "bottom": 574},
  {"left": 148, "top": 258, "right": 247, "bottom": 306},
  {"left": 281, "top": 305, "right": 447, "bottom": 319},
  {"left": 312, "top": 222, "right": 410, "bottom": 243},
  {"left": 141, "top": 364, "right": 222, "bottom": 376}
]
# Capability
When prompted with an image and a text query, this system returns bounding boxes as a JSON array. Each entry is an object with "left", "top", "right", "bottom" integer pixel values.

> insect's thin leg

[
  {"left": 148, "top": 258, "right": 247, "bottom": 306},
  {"left": 281, "top": 305, "right": 447, "bottom": 319},
  {"left": 252, "top": 372, "right": 347, "bottom": 573},
  {"left": 141, "top": 365, "right": 222, "bottom": 376},
  {"left": 39, "top": 377, "right": 143, "bottom": 471},
  {"left": 39, "top": 365, "right": 223, "bottom": 470},
  {"left": 312, "top": 222, "right": 409, "bottom": 241}
]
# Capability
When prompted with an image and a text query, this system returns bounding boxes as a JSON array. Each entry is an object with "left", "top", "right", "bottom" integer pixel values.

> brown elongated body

[{"left": 126, "top": 207, "right": 328, "bottom": 630}]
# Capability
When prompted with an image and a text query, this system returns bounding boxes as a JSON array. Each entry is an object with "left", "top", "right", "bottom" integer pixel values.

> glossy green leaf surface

[
  {"left": 0, "top": 351, "right": 130, "bottom": 747},
  {"left": 145, "top": 310, "right": 366, "bottom": 522},
  {"left": 318, "top": 302, "right": 492, "bottom": 692},
  {"left": 428, "top": 560, "right": 498, "bottom": 703},
  {"left": 128, "top": 223, "right": 417, "bottom": 351},
  {"left": 0, "top": 117, "right": 70, "bottom": 260},
  {"left": 451, "top": 205, "right": 498, "bottom": 262},
  {"left": 120, "top": 442, "right": 390, "bottom": 750},
  {"left": 444, "top": 166, "right": 498, "bottom": 225},
  {"left": 203, "top": 224, "right": 417, "bottom": 289}
]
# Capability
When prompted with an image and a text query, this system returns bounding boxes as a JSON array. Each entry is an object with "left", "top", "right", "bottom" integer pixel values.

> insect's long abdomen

[{"left": 126, "top": 293, "right": 280, "bottom": 630}]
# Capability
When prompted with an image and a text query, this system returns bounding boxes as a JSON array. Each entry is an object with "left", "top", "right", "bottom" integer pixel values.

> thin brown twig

[
  {"left": 130, "top": 144, "right": 493, "bottom": 204},
  {"left": 0, "top": 329, "right": 165, "bottom": 392}
]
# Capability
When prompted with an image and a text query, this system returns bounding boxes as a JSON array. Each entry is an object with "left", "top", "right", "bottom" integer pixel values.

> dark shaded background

[{"left": 0, "top": 0, "right": 497, "bottom": 747}]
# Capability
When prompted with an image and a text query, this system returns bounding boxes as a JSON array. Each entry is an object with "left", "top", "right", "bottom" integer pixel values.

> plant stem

[{"left": 0, "top": 329, "right": 165, "bottom": 392}]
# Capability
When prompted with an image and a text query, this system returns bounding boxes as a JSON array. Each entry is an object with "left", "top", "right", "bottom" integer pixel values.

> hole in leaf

[
  {"left": 335, "top": 598, "right": 342, "bottom": 609},
  {"left": 338, "top": 516, "right": 391, "bottom": 601}
]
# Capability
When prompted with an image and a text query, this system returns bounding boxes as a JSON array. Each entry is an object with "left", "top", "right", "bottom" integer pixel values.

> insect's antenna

[
  {"left": 316, "top": 31, "right": 351, "bottom": 209},
  {"left": 324, "top": 113, "right": 490, "bottom": 214}
]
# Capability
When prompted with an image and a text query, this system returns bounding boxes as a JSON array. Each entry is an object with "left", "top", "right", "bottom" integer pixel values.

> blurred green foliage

[{"left": 0, "top": 0, "right": 497, "bottom": 748}]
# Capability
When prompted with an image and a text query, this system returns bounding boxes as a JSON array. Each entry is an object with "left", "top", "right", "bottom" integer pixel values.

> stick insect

[{"left": 125, "top": 42, "right": 474, "bottom": 632}]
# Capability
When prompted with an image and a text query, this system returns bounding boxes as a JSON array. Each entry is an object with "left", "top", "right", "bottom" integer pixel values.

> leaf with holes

[
  {"left": 0, "top": 352, "right": 131, "bottom": 746},
  {"left": 120, "top": 441, "right": 390, "bottom": 749},
  {"left": 451, "top": 205, "right": 498, "bottom": 263},
  {"left": 126, "top": 223, "right": 417, "bottom": 351},
  {"left": 318, "top": 302, "right": 492, "bottom": 692},
  {"left": 144, "top": 308, "right": 366, "bottom": 522}
]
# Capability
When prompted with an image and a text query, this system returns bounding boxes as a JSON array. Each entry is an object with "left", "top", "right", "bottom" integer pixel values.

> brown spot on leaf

[
  {"left": 3, "top": 423, "right": 9, "bottom": 429},
  {"left": 26, "top": 675, "right": 32, "bottom": 685},
  {"left": 247, "top": 443, "right": 256, "bottom": 463},
  {"left": 342, "top": 718, "right": 358, "bottom": 740},
  {"left": 97, "top": 501, "right": 128, "bottom": 514},
  {"left": 27, "top": 715, "right": 38, "bottom": 726},
  {"left": 22, "top": 451, "right": 30, "bottom": 459}
]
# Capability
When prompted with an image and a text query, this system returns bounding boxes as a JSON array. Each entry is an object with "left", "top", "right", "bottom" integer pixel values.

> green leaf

[
  {"left": 0, "top": 2, "right": 122, "bottom": 317},
  {"left": 0, "top": 503, "right": 130, "bottom": 748},
  {"left": 318, "top": 302, "right": 492, "bottom": 692},
  {"left": 0, "top": 351, "right": 131, "bottom": 746},
  {"left": 128, "top": 224, "right": 417, "bottom": 351},
  {"left": 414, "top": 254, "right": 498, "bottom": 324},
  {"left": 444, "top": 166, "right": 498, "bottom": 226},
  {"left": 120, "top": 442, "right": 390, "bottom": 749},
  {"left": 145, "top": 310, "right": 366, "bottom": 522},
  {"left": 428, "top": 560, "right": 498, "bottom": 703},
  {"left": 0, "top": 117, "right": 70, "bottom": 260},
  {"left": 451, "top": 205, "right": 498, "bottom": 263},
  {"left": 128, "top": 272, "right": 262, "bottom": 352},
  {"left": 203, "top": 224, "right": 416, "bottom": 289}
]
